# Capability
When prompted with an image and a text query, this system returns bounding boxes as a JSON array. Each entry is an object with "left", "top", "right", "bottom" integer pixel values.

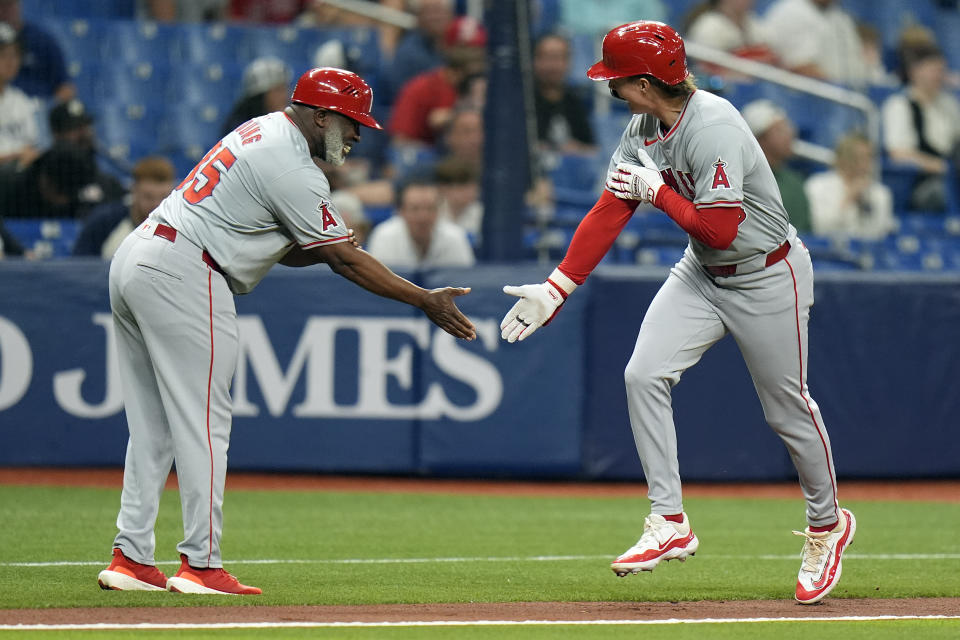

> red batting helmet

[
  {"left": 291, "top": 67, "right": 382, "bottom": 130},
  {"left": 586, "top": 21, "right": 689, "bottom": 85}
]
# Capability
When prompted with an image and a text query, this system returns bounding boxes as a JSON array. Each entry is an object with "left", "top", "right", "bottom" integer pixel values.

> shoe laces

[
  {"left": 635, "top": 515, "right": 677, "bottom": 548},
  {"left": 793, "top": 529, "right": 831, "bottom": 574}
]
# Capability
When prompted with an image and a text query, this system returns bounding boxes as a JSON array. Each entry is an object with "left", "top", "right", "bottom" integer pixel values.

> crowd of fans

[{"left": 0, "top": 0, "right": 958, "bottom": 268}]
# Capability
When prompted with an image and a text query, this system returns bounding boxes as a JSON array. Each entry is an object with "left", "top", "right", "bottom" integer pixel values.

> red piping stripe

[
  {"left": 696, "top": 200, "right": 742, "bottom": 208},
  {"left": 302, "top": 236, "right": 350, "bottom": 248},
  {"left": 785, "top": 257, "right": 840, "bottom": 521},
  {"left": 205, "top": 270, "right": 215, "bottom": 567}
]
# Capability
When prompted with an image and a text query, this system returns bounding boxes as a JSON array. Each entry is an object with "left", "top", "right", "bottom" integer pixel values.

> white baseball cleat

[
  {"left": 794, "top": 508, "right": 856, "bottom": 604},
  {"left": 611, "top": 512, "right": 699, "bottom": 576}
]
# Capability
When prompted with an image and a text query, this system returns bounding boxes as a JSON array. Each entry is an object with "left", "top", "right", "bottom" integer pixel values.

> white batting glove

[
  {"left": 605, "top": 149, "right": 665, "bottom": 205},
  {"left": 500, "top": 269, "right": 577, "bottom": 343}
]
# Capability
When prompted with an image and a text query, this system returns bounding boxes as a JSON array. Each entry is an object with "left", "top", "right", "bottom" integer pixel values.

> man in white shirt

[
  {"left": 0, "top": 22, "right": 38, "bottom": 173},
  {"left": 805, "top": 132, "right": 895, "bottom": 239},
  {"left": 763, "top": 0, "right": 867, "bottom": 85},
  {"left": 367, "top": 177, "right": 475, "bottom": 269}
]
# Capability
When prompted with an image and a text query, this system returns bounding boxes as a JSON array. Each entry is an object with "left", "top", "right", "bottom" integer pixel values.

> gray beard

[{"left": 323, "top": 126, "right": 346, "bottom": 166}]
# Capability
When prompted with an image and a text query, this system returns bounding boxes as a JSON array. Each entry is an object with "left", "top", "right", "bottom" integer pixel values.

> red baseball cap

[{"left": 444, "top": 16, "right": 487, "bottom": 48}]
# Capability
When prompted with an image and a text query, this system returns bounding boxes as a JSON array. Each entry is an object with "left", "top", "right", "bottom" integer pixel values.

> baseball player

[
  {"left": 97, "top": 68, "right": 476, "bottom": 595},
  {"left": 500, "top": 22, "right": 855, "bottom": 604}
]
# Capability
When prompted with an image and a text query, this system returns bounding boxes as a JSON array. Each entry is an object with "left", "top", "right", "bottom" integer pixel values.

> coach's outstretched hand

[{"left": 420, "top": 287, "right": 476, "bottom": 341}]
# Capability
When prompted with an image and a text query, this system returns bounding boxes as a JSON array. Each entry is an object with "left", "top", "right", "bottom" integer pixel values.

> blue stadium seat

[
  {"left": 180, "top": 23, "right": 252, "bottom": 68},
  {"left": 244, "top": 25, "right": 315, "bottom": 76},
  {"left": 845, "top": 0, "right": 938, "bottom": 54},
  {"left": 387, "top": 144, "right": 438, "bottom": 183},
  {"left": 100, "top": 20, "right": 183, "bottom": 65},
  {"left": 23, "top": 0, "right": 135, "bottom": 20},
  {"left": 567, "top": 33, "right": 597, "bottom": 85},
  {"left": 169, "top": 62, "right": 244, "bottom": 113},
  {"left": 591, "top": 110, "right": 632, "bottom": 158},
  {"left": 41, "top": 17, "right": 105, "bottom": 67},
  {"left": 95, "top": 102, "right": 166, "bottom": 166},
  {"left": 161, "top": 103, "right": 227, "bottom": 163},
  {"left": 96, "top": 61, "right": 172, "bottom": 108},
  {"left": 530, "top": 0, "right": 561, "bottom": 38},
  {"left": 934, "top": 9, "right": 960, "bottom": 71},
  {"left": 881, "top": 161, "right": 921, "bottom": 212},
  {"left": 3, "top": 219, "right": 81, "bottom": 258}
]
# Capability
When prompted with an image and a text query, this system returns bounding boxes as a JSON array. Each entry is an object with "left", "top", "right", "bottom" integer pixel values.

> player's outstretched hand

[
  {"left": 420, "top": 287, "right": 476, "bottom": 341},
  {"left": 605, "top": 149, "right": 664, "bottom": 204},
  {"left": 500, "top": 281, "right": 565, "bottom": 343}
]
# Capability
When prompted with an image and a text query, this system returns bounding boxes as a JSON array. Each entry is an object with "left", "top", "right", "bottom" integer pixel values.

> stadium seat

[
  {"left": 180, "top": 23, "right": 252, "bottom": 68},
  {"left": 100, "top": 20, "right": 183, "bottom": 65},
  {"left": 386, "top": 144, "right": 438, "bottom": 183},
  {"left": 567, "top": 33, "right": 597, "bottom": 85},
  {"left": 530, "top": 0, "right": 561, "bottom": 37},
  {"left": 169, "top": 62, "right": 244, "bottom": 114},
  {"left": 96, "top": 61, "right": 172, "bottom": 108},
  {"left": 881, "top": 162, "right": 921, "bottom": 212},
  {"left": 547, "top": 152, "right": 602, "bottom": 207},
  {"left": 934, "top": 9, "right": 960, "bottom": 71},
  {"left": 41, "top": 17, "right": 105, "bottom": 67},
  {"left": 244, "top": 25, "right": 315, "bottom": 76},
  {"left": 95, "top": 102, "right": 166, "bottom": 167},
  {"left": 23, "top": 0, "right": 134, "bottom": 20},
  {"left": 161, "top": 103, "right": 226, "bottom": 163},
  {"left": 3, "top": 219, "right": 81, "bottom": 258}
]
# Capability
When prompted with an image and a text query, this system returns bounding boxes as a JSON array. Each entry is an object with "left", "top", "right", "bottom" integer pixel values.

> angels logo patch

[
  {"left": 711, "top": 157, "right": 731, "bottom": 190},
  {"left": 317, "top": 201, "right": 337, "bottom": 231}
]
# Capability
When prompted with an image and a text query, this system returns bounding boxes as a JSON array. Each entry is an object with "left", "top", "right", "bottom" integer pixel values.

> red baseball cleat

[
  {"left": 166, "top": 554, "right": 262, "bottom": 595},
  {"left": 97, "top": 548, "right": 168, "bottom": 591},
  {"left": 794, "top": 508, "right": 856, "bottom": 604},
  {"left": 611, "top": 512, "right": 699, "bottom": 576}
]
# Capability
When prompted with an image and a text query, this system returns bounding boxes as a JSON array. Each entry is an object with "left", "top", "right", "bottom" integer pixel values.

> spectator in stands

[
  {"left": 330, "top": 189, "right": 371, "bottom": 245},
  {"left": 0, "top": 0, "right": 74, "bottom": 101},
  {"left": 532, "top": 32, "right": 596, "bottom": 154},
  {"left": 762, "top": 0, "right": 868, "bottom": 85},
  {"left": 805, "top": 132, "right": 895, "bottom": 239},
  {"left": 366, "top": 177, "right": 475, "bottom": 268},
  {"left": 228, "top": 0, "right": 306, "bottom": 23},
  {"left": 856, "top": 23, "right": 897, "bottom": 87},
  {"left": 48, "top": 99, "right": 126, "bottom": 215},
  {"left": 434, "top": 156, "right": 482, "bottom": 237},
  {"left": 388, "top": 16, "right": 487, "bottom": 148},
  {"left": 742, "top": 99, "right": 812, "bottom": 232},
  {"left": 684, "top": 0, "right": 777, "bottom": 73},
  {"left": 440, "top": 106, "right": 483, "bottom": 175},
  {"left": 72, "top": 156, "right": 175, "bottom": 259},
  {"left": 0, "top": 142, "right": 97, "bottom": 220},
  {"left": 558, "top": 0, "right": 666, "bottom": 38},
  {"left": 0, "top": 22, "right": 38, "bottom": 175},
  {"left": 385, "top": 0, "right": 455, "bottom": 99},
  {"left": 221, "top": 57, "right": 293, "bottom": 137},
  {"left": 137, "top": 0, "right": 227, "bottom": 21},
  {"left": 881, "top": 43, "right": 960, "bottom": 212}
]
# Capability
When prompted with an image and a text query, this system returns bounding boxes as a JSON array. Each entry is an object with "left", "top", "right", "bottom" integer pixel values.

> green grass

[{"left": 1, "top": 484, "right": 958, "bottom": 611}]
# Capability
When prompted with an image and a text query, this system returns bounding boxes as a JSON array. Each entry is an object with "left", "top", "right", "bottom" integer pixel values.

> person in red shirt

[{"left": 388, "top": 16, "right": 486, "bottom": 147}]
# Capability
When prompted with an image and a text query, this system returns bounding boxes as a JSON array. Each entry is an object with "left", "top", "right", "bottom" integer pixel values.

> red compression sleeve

[
  {"left": 557, "top": 190, "right": 640, "bottom": 284},
  {"left": 655, "top": 188, "right": 743, "bottom": 250}
]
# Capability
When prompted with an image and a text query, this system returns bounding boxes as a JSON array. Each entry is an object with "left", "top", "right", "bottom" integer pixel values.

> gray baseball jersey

[
  {"left": 156, "top": 111, "right": 351, "bottom": 294},
  {"left": 611, "top": 90, "right": 790, "bottom": 265},
  {"left": 107, "top": 111, "right": 350, "bottom": 569},
  {"left": 614, "top": 90, "right": 841, "bottom": 529}
]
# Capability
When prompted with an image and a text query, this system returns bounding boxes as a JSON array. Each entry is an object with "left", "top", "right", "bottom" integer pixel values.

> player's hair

[
  {"left": 394, "top": 176, "right": 440, "bottom": 209},
  {"left": 637, "top": 73, "right": 698, "bottom": 99},
  {"left": 132, "top": 156, "right": 175, "bottom": 184}
]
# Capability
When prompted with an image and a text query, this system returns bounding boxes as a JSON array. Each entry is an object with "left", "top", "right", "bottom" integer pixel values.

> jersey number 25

[{"left": 177, "top": 141, "right": 237, "bottom": 204}]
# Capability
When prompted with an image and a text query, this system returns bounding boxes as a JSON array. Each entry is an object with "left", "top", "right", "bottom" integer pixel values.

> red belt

[
  {"left": 705, "top": 240, "right": 791, "bottom": 277},
  {"left": 153, "top": 223, "right": 224, "bottom": 276}
]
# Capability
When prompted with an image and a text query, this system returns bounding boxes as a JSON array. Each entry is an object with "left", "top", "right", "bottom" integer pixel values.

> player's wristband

[{"left": 547, "top": 268, "right": 578, "bottom": 300}]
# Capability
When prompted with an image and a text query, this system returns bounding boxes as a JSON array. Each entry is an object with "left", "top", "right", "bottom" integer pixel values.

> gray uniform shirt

[
  {"left": 155, "top": 111, "right": 350, "bottom": 294},
  {"left": 611, "top": 90, "right": 790, "bottom": 266}
]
